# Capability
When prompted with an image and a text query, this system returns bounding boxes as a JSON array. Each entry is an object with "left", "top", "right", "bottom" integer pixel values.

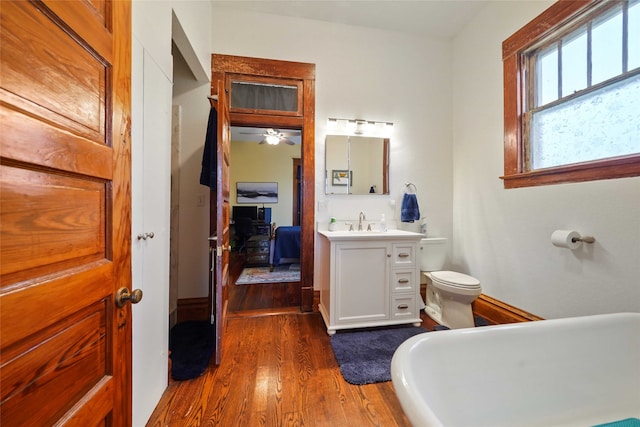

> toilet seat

[{"left": 431, "top": 271, "right": 481, "bottom": 290}]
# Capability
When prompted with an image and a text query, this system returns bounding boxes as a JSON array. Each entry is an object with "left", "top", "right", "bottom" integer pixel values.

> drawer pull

[
  {"left": 398, "top": 252, "right": 410, "bottom": 258},
  {"left": 398, "top": 278, "right": 409, "bottom": 283},
  {"left": 397, "top": 304, "right": 409, "bottom": 310}
]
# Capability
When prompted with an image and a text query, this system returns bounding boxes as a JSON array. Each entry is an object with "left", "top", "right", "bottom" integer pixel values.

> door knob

[
  {"left": 217, "top": 245, "right": 232, "bottom": 256},
  {"left": 136, "top": 232, "right": 155, "bottom": 240},
  {"left": 116, "top": 287, "right": 143, "bottom": 308}
]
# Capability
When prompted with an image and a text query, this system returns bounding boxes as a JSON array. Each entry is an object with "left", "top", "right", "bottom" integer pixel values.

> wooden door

[
  {"left": 214, "top": 81, "right": 231, "bottom": 364},
  {"left": 0, "top": 1, "right": 133, "bottom": 425}
]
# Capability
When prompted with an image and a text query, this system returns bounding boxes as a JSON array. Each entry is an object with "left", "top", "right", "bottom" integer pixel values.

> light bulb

[{"left": 265, "top": 134, "right": 280, "bottom": 145}]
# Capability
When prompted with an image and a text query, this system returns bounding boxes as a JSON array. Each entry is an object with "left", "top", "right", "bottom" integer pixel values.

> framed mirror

[{"left": 325, "top": 135, "right": 389, "bottom": 195}]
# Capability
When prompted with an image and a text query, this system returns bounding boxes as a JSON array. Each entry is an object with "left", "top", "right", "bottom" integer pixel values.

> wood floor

[
  {"left": 147, "top": 253, "right": 440, "bottom": 426},
  {"left": 147, "top": 312, "right": 423, "bottom": 426},
  {"left": 227, "top": 253, "right": 301, "bottom": 314}
]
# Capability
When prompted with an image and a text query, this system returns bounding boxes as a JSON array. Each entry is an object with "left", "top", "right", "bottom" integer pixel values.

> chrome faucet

[{"left": 358, "top": 211, "right": 366, "bottom": 231}]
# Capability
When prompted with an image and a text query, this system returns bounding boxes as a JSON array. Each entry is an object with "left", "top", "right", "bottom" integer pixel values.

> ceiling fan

[{"left": 240, "top": 128, "right": 300, "bottom": 145}]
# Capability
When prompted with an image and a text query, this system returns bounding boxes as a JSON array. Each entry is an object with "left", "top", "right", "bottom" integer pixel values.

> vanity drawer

[
  {"left": 392, "top": 269, "right": 416, "bottom": 293},
  {"left": 391, "top": 294, "right": 417, "bottom": 320},
  {"left": 392, "top": 243, "right": 415, "bottom": 266}
]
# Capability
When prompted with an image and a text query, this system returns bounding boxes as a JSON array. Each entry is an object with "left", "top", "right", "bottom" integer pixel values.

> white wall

[
  {"left": 172, "top": 48, "right": 212, "bottom": 301},
  {"left": 452, "top": 1, "right": 640, "bottom": 319},
  {"left": 132, "top": 1, "right": 211, "bottom": 424},
  {"left": 204, "top": 6, "right": 455, "bottom": 298}
]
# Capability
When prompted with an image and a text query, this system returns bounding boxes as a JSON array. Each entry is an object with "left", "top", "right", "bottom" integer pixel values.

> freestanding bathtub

[{"left": 391, "top": 312, "right": 640, "bottom": 427}]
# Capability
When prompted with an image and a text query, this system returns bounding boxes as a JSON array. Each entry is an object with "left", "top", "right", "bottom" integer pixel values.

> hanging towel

[
  {"left": 401, "top": 193, "right": 420, "bottom": 222},
  {"left": 199, "top": 107, "right": 217, "bottom": 189}
]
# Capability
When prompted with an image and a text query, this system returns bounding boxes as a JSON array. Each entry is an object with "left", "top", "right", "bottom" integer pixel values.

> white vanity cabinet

[{"left": 317, "top": 230, "right": 423, "bottom": 335}]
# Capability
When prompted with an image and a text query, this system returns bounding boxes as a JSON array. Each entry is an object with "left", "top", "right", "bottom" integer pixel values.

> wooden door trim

[
  {"left": 111, "top": 1, "right": 133, "bottom": 423},
  {"left": 211, "top": 54, "right": 315, "bottom": 312}
]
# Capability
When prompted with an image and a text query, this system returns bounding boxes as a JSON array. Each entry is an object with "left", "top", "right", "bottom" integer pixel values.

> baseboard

[
  {"left": 472, "top": 294, "right": 544, "bottom": 324},
  {"left": 176, "top": 297, "right": 209, "bottom": 323}
]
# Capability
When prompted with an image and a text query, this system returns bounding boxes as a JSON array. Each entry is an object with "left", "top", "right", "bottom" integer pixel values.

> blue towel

[
  {"left": 401, "top": 193, "right": 420, "bottom": 222},
  {"left": 199, "top": 107, "right": 217, "bottom": 189}
]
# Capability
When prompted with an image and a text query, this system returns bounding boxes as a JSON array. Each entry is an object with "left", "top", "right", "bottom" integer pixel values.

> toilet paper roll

[{"left": 551, "top": 230, "right": 582, "bottom": 249}]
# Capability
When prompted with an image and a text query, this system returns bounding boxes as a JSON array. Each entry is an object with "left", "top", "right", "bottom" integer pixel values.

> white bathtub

[{"left": 391, "top": 312, "right": 640, "bottom": 427}]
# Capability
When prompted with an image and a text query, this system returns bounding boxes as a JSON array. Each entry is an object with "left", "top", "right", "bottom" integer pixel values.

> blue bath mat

[
  {"left": 330, "top": 325, "right": 428, "bottom": 385},
  {"left": 169, "top": 320, "right": 215, "bottom": 380}
]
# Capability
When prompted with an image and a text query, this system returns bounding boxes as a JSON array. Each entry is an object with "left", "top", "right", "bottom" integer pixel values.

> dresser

[{"left": 245, "top": 235, "right": 271, "bottom": 266}]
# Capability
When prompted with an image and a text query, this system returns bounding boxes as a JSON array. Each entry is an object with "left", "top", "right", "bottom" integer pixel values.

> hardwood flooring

[
  {"left": 227, "top": 253, "right": 301, "bottom": 314},
  {"left": 147, "top": 253, "right": 441, "bottom": 426},
  {"left": 146, "top": 312, "right": 420, "bottom": 427}
]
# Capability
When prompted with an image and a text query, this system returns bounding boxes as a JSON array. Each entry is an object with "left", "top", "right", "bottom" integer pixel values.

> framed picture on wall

[
  {"left": 332, "top": 170, "right": 352, "bottom": 186},
  {"left": 237, "top": 182, "right": 278, "bottom": 203}
]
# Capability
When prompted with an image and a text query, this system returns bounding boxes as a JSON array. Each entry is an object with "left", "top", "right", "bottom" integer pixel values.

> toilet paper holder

[
  {"left": 551, "top": 230, "right": 596, "bottom": 249},
  {"left": 572, "top": 235, "right": 595, "bottom": 244}
]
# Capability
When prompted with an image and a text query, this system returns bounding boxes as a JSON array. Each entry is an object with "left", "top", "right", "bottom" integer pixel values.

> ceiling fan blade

[
  {"left": 258, "top": 138, "right": 267, "bottom": 144},
  {"left": 282, "top": 138, "right": 295, "bottom": 145},
  {"left": 275, "top": 130, "right": 300, "bottom": 136}
]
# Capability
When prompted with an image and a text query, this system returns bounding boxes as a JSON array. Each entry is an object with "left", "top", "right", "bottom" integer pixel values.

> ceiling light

[{"left": 265, "top": 134, "right": 280, "bottom": 145}]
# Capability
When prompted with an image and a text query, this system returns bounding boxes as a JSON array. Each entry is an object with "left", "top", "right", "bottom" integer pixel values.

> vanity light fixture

[{"left": 327, "top": 117, "right": 394, "bottom": 137}]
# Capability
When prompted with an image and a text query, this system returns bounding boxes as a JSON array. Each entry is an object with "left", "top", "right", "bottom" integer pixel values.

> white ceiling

[{"left": 212, "top": 0, "right": 489, "bottom": 40}]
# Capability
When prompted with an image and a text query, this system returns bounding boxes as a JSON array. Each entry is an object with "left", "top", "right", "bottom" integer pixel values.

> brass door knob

[{"left": 116, "top": 287, "right": 143, "bottom": 308}]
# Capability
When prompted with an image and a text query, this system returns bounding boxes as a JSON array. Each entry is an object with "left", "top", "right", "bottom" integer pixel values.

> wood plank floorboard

[
  {"left": 146, "top": 312, "right": 414, "bottom": 426},
  {"left": 149, "top": 254, "right": 450, "bottom": 426},
  {"left": 228, "top": 252, "right": 301, "bottom": 313}
]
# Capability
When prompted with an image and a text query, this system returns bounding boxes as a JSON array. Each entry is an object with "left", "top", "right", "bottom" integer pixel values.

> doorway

[
  {"left": 211, "top": 54, "right": 315, "bottom": 328},
  {"left": 227, "top": 125, "right": 302, "bottom": 313}
]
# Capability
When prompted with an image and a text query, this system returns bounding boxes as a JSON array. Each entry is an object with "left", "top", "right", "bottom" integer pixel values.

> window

[
  {"left": 502, "top": 0, "right": 640, "bottom": 188},
  {"left": 228, "top": 75, "right": 303, "bottom": 117}
]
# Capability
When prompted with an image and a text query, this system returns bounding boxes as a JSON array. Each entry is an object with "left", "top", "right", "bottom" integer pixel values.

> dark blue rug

[
  {"left": 169, "top": 320, "right": 215, "bottom": 380},
  {"left": 330, "top": 326, "right": 428, "bottom": 385}
]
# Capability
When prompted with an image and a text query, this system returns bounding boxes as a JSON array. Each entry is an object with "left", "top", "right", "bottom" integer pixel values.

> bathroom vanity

[{"left": 317, "top": 230, "right": 423, "bottom": 335}]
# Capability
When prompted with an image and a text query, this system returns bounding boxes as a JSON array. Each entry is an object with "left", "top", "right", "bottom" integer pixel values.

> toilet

[{"left": 420, "top": 238, "right": 481, "bottom": 329}]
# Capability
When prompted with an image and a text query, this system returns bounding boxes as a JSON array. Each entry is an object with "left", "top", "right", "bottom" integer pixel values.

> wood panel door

[
  {"left": 214, "top": 81, "right": 230, "bottom": 365},
  {"left": 0, "top": 1, "right": 133, "bottom": 425}
]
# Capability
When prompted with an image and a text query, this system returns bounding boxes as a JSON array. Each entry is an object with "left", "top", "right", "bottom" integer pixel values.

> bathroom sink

[{"left": 319, "top": 229, "right": 423, "bottom": 240}]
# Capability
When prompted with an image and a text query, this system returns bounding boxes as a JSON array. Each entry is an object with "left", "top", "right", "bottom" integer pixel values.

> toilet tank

[{"left": 420, "top": 238, "right": 448, "bottom": 271}]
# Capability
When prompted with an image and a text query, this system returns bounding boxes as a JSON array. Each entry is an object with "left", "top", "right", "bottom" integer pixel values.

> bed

[{"left": 270, "top": 225, "right": 301, "bottom": 270}]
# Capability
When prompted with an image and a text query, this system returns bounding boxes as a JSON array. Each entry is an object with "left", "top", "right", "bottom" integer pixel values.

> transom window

[{"left": 502, "top": 0, "right": 640, "bottom": 188}]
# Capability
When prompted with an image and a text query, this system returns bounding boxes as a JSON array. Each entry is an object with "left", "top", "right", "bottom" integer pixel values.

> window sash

[{"left": 501, "top": 0, "right": 640, "bottom": 188}]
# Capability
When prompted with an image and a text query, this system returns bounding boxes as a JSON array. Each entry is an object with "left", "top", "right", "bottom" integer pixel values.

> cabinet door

[{"left": 335, "top": 242, "right": 389, "bottom": 323}]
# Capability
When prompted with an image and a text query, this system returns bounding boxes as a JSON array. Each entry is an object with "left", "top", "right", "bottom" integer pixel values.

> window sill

[{"left": 500, "top": 155, "right": 640, "bottom": 189}]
